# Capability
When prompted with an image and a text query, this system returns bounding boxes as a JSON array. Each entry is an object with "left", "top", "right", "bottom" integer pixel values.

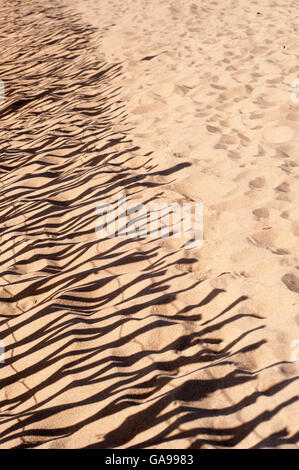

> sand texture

[{"left": 0, "top": 0, "right": 298, "bottom": 448}]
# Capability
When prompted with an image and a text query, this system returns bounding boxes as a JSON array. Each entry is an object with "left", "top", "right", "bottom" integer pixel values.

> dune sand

[{"left": 0, "top": 0, "right": 298, "bottom": 448}]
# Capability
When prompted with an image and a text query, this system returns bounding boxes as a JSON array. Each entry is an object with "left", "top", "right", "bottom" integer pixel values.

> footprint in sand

[
  {"left": 249, "top": 177, "right": 266, "bottom": 189},
  {"left": 282, "top": 273, "right": 299, "bottom": 294},
  {"left": 252, "top": 208, "right": 269, "bottom": 220}
]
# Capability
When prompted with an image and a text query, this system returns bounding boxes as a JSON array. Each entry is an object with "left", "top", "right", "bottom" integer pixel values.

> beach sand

[{"left": 0, "top": 0, "right": 298, "bottom": 448}]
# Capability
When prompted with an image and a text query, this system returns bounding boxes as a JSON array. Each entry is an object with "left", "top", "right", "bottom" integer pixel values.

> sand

[{"left": 0, "top": 0, "right": 298, "bottom": 448}]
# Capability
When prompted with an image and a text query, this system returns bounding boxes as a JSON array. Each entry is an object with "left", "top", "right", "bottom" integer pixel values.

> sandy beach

[{"left": 0, "top": 0, "right": 298, "bottom": 448}]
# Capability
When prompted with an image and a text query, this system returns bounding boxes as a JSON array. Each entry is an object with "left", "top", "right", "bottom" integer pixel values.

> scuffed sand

[{"left": 0, "top": 0, "right": 298, "bottom": 448}]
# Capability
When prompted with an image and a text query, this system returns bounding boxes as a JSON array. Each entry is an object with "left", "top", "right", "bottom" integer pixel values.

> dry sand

[{"left": 0, "top": 0, "right": 298, "bottom": 448}]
